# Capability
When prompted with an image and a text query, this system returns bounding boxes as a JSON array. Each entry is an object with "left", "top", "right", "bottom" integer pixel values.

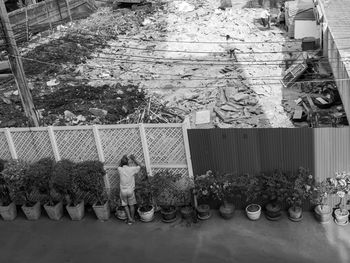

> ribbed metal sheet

[{"left": 188, "top": 128, "right": 350, "bottom": 180}]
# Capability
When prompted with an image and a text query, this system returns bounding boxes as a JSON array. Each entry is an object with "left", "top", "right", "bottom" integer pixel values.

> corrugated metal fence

[{"left": 188, "top": 127, "right": 350, "bottom": 208}]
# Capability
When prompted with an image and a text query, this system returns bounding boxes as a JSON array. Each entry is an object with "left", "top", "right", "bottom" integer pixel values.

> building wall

[
  {"left": 294, "top": 20, "right": 319, "bottom": 39},
  {"left": 324, "top": 28, "right": 350, "bottom": 120}
]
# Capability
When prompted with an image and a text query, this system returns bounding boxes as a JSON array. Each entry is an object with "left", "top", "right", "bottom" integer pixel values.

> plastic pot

[
  {"left": 334, "top": 208, "right": 349, "bottom": 226},
  {"left": 245, "top": 204, "right": 261, "bottom": 221},
  {"left": 219, "top": 203, "right": 235, "bottom": 219},
  {"left": 161, "top": 206, "right": 177, "bottom": 222},
  {"left": 137, "top": 205, "right": 154, "bottom": 222},
  {"left": 314, "top": 204, "right": 332, "bottom": 224},
  {"left": 197, "top": 204, "right": 211, "bottom": 220}
]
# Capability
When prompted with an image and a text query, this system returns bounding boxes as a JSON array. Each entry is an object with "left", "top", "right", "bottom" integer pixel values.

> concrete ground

[{"left": 1, "top": 208, "right": 350, "bottom": 263}]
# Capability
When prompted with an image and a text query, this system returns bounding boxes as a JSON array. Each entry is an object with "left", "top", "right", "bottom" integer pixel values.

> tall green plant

[
  {"left": 0, "top": 159, "right": 11, "bottom": 206},
  {"left": 52, "top": 160, "right": 77, "bottom": 205},
  {"left": 72, "top": 161, "right": 106, "bottom": 205},
  {"left": 26, "top": 158, "right": 55, "bottom": 205},
  {"left": 2, "top": 160, "right": 30, "bottom": 205},
  {"left": 261, "top": 169, "right": 289, "bottom": 205}
]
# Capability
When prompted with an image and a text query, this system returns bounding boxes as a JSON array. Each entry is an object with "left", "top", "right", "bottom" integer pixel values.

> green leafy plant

[
  {"left": 195, "top": 170, "right": 240, "bottom": 206},
  {"left": 329, "top": 171, "right": 350, "bottom": 214},
  {"left": 72, "top": 160, "right": 106, "bottom": 205},
  {"left": 2, "top": 160, "right": 30, "bottom": 205},
  {"left": 0, "top": 159, "right": 11, "bottom": 206},
  {"left": 286, "top": 167, "right": 314, "bottom": 211},
  {"left": 312, "top": 178, "right": 333, "bottom": 209},
  {"left": 261, "top": 169, "right": 289, "bottom": 206},
  {"left": 150, "top": 170, "right": 191, "bottom": 211},
  {"left": 26, "top": 158, "right": 56, "bottom": 205},
  {"left": 240, "top": 173, "right": 263, "bottom": 204},
  {"left": 51, "top": 159, "right": 77, "bottom": 205}
]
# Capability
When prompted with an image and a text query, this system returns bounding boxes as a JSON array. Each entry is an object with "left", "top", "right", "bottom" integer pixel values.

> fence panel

[
  {"left": 10, "top": 129, "right": 54, "bottom": 162},
  {"left": 0, "top": 131, "right": 12, "bottom": 160},
  {"left": 99, "top": 126, "right": 144, "bottom": 166},
  {"left": 145, "top": 126, "right": 186, "bottom": 166},
  {"left": 54, "top": 128, "right": 99, "bottom": 162}
]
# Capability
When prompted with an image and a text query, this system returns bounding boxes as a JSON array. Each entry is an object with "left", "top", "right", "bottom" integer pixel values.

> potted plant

[
  {"left": 194, "top": 171, "right": 213, "bottom": 220},
  {"left": 26, "top": 158, "right": 63, "bottom": 220},
  {"left": 52, "top": 159, "right": 83, "bottom": 220},
  {"left": 151, "top": 171, "right": 182, "bottom": 223},
  {"left": 73, "top": 161, "right": 109, "bottom": 221},
  {"left": 330, "top": 172, "right": 350, "bottom": 226},
  {"left": 243, "top": 173, "right": 263, "bottom": 220},
  {"left": 0, "top": 159, "right": 18, "bottom": 221},
  {"left": 212, "top": 172, "right": 239, "bottom": 220},
  {"left": 135, "top": 172, "right": 155, "bottom": 222},
  {"left": 2, "top": 160, "right": 41, "bottom": 220},
  {"left": 286, "top": 167, "right": 314, "bottom": 222},
  {"left": 312, "top": 178, "right": 333, "bottom": 224},
  {"left": 261, "top": 170, "right": 289, "bottom": 221}
]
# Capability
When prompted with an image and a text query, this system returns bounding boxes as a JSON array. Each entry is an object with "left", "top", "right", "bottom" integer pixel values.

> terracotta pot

[
  {"left": 93, "top": 201, "right": 110, "bottom": 220},
  {"left": 161, "top": 206, "right": 177, "bottom": 222},
  {"left": 22, "top": 201, "right": 41, "bottom": 220},
  {"left": 314, "top": 205, "right": 332, "bottom": 224},
  {"left": 265, "top": 202, "right": 282, "bottom": 221},
  {"left": 288, "top": 206, "right": 303, "bottom": 221},
  {"left": 245, "top": 204, "right": 261, "bottom": 220},
  {"left": 334, "top": 208, "right": 349, "bottom": 225},
  {"left": 44, "top": 202, "right": 63, "bottom": 220},
  {"left": 66, "top": 200, "right": 85, "bottom": 220},
  {"left": 197, "top": 204, "right": 211, "bottom": 220},
  {"left": 219, "top": 203, "right": 235, "bottom": 219},
  {"left": 180, "top": 206, "right": 194, "bottom": 219},
  {"left": 115, "top": 206, "right": 127, "bottom": 220},
  {"left": 137, "top": 205, "right": 154, "bottom": 222},
  {"left": 0, "top": 202, "right": 17, "bottom": 221}
]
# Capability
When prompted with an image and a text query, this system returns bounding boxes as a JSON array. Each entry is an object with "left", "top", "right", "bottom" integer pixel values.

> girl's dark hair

[{"left": 120, "top": 155, "right": 129, "bottom": 167}]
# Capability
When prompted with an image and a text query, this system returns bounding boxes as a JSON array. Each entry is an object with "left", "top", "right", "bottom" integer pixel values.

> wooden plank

[
  {"left": 0, "top": 61, "right": 10, "bottom": 71},
  {"left": 306, "top": 95, "right": 316, "bottom": 110},
  {"left": 293, "top": 108, "right": 303, "bottom": 120}
]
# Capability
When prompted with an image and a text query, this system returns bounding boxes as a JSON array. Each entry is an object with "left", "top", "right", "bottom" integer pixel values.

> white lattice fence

[
  {"left": 11, "top": 129, "right": 54, "bottom": 162},
  {"left": 0, "top": 121, "right": 194, "bottom": 192},
  {"left": 0, "top": 131, "right": 12, "bottom": 160}
]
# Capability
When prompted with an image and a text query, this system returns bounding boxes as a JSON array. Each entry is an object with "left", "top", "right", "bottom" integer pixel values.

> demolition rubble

[{"left": 0, "top": 0, "right": 347, "bottom": 128}]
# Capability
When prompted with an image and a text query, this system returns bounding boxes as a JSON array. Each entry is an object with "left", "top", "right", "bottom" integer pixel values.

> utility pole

[{"left": 0, "top": 0, "right": 39, "bottom": 127}]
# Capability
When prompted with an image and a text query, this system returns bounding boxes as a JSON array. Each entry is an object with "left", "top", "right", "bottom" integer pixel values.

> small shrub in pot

[
  {"left": 242, "top": 173, "right": 263, "bottom": 220},
  {"left": 26, "top": 158, "right": 61, "bottom": 220},
  {"left": 329, "top": 172, "right": 350, "bottom": 225},
  {"left": 52, "top": 160, "right": 84, "bottom": 220},
  {"left": 261, "top": 170, "right": 289, "bottom": 221},
  {"left": 73, "top": 161, "right": 109, "bottom": 220},
  {"left": 135, "top": 171, "right": 155, "bottom": 222},
  {"left": 0, "top": 159, "right": 18, "bottom": 221},
  {"left": 312, "top": 178, "right": 333, "bottom": 224},
  {"left": 286, "top": 167, "right": 314, "bottom": 222},
  {"left": 194, "top": 171, "right": 213, "bottom": 220}
]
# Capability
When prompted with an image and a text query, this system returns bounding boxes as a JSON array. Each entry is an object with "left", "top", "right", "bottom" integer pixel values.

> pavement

[{"left": 1, "top": 208, "right": 350, "bottom": 263}]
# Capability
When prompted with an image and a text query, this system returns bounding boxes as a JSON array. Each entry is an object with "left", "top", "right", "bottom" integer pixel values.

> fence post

[
  {"left": 5, "top": 128, "right": 17, "bottom": 160},
  {"left": 65, "top": 0, "right": 73, "bottom": 22},
  {"left": 92, "top": 125, "right": 110, "bottom": 190},
  {"left": 139, "top": 123, "right": 152, "bottom": 176},
  {"left": 48, "top": 126, "right": 60, "bottom": 161},
  {"left": 182, "top": 117, "right": 194, "bottom": 178}
]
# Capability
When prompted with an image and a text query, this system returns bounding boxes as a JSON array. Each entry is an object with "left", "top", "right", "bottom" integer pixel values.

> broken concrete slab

[
  {"left": 195, "top": 110, "right": 211, "bottom": 124},
  {"left": 89, "top": 108, "right": 108, "bottom": 117}
]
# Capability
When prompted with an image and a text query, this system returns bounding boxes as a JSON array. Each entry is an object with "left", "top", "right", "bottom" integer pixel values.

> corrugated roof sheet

[{"left": 319, "top": 0, "right": 350, "bottom": 73}]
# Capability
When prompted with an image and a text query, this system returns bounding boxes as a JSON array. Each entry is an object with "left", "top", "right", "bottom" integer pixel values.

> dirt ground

[{"left": 0, "top": 0, "right": 346, "bottom": 128}]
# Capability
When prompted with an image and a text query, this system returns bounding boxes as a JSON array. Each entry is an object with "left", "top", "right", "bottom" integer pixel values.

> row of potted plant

[
  {"left": 0, "top": 158, "right": 195, "bottom": 223},
  {"left": 0, "top": 158, "right": 109, "bottom": 221},
  {"left": 194, "top": 167, "right": 350, "bottom": 225}
]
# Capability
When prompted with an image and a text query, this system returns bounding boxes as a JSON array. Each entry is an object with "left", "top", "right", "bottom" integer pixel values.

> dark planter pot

[
  {"left": 161, "top": 206, "right": 177, "bottom": 223},
  {"left": 0, "top": 202, "right": 17, "bottom": 221},
  {"left": 93, "top": 201, "right": 110, "bottom": 221},
  {"left": 197, "top": 204, "right": 211, "bottom": 220},
  {"left": 66, "top": 200, "right": 85, "bottom": 221},
  {"left": 314, "top": 205, "right": 332, "bottom": 224},
  {"left": 22, "top": 201, "right": 41, "bottom": 220},
  {"left": 219, "top": 203, "right": 235, "bottom": 219},
  {"left": 44, "top": 201, "right": 63, "bottom": 220},
  {"left": 265, "top": 202, "right": 282, "bottom": 221},
  {"left": 115, "top": 206, "right": 127, "bottom": 220},
  {"left": 334, "top": 208, "right": 349, "bottom": 226},
  {"left": 180, "top": 206, "right": 194, "bottom": 219},
  {"left": 288, "top": 206, "right": 303, "bottom": 222},
  {"left": 137, "top": 205, "right": 154, "bottom": 222},
  {"left": 245, "top": 204, "right": 261, "bottom": 220}
]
